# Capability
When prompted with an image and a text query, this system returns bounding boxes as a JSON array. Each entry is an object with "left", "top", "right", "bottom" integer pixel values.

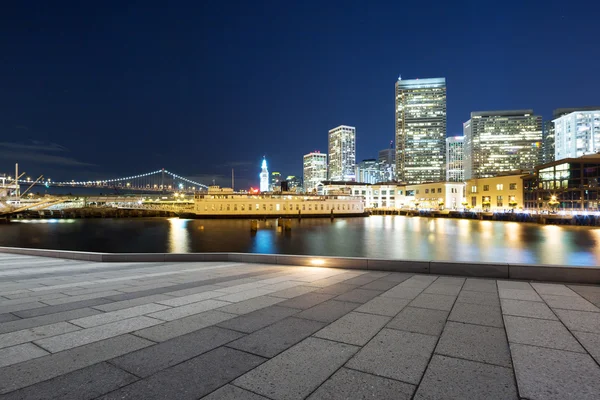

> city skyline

[{"left": 1, "top": 1, "right": 599, "bottom": 188}]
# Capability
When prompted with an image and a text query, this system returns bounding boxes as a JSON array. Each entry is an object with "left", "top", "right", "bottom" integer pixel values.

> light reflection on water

[{"left": 1, "top": 216, "right": 600, "bottom": 266}]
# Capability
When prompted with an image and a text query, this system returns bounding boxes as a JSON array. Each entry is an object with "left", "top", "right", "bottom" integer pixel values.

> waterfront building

[
  {"left": 446, "top": 136, "right": 464, "bottom": 182},
  {"left": 522, "top": 154, "right": 600, "bottom": 211},
  {"left": 395, "top": 77, "right": 446, "bottom": 184},
  {"left": 259, "top": 157, "right": 269, "bottom": 192},
  {"left": 553, "top": 109, "right": 600, "bottom": 161},
  {"left": 328, "top": 125, "right": 356, "bottom": 181},
  {"left": 285, "top": 176, "right": 303, "bottom": 192},
  {"left": 406, "top": 182, "right": 465, "bottom": 210},
  {"left": 303, "top": 152, "right": 327, "bottom": 194},
  {"left": 542, "top": 120, "right": 555, "bottom": 164},
  {"left": 356, "top": 159, "right": 380, "bottom": 184},
  {"left": 463, "top": 110, "right": 542, "bottom": 180},
  {"left": 270, "top": 172, "right": 282, "bottom": 192},
  {"left": 378, "top": 144, "right": 396, "bottom": 181},
  {"left": 466, "top": 173, "right": 527, "bottom": 211},
  {"left": 316, "top": 181, "right": 409, "bottom": 209}
]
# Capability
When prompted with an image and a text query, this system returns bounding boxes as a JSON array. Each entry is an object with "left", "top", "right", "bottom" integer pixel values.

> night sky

[{"left": 1, "top": 0, "right": 599, "bottom": 189}]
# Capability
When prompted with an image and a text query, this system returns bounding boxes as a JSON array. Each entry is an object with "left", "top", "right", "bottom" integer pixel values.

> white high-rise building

[
  {"left": 553, "top": 110, "right": 600, "bottom": 160},
  {"left": 328, "top": 125, "right": 356, "bottom": 181},
  {"left": 446, "top": 136, "right": 464, "bottom": 182},
  {"left": 356, "top": 159, "right": 380, "bottom": 184},
  {"left": 259, "top": 157, "right": 269, "bottom": 192},
  {"left": 303, "top": 152, "right": 327, "bottom": 193}
]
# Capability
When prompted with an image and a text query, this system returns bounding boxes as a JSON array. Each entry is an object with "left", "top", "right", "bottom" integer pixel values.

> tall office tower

[
  {"left": 463, "top": 110, "right": 542, "bottom": 180},
  {"left": 542, "top": 120, "right": 555, "bottom": 164},
  {"left": 270, "top": 171, "right": 282, "bottom": 191},
  {"left": 553, "top": 108, "right": 600, "bottom": 161},
  {"left": 356, "top": 159, "right": 380, "bottom": 184},
  {"left": 446, "top": 136, "right": 464, "bottom": 182},
  {"left": 378, "top": 142, "right": 396, "bottom": 181},
  {"left": 259, "top": 157, "right": 269, "bottom": 192},
  {"left": 328, "top": 125, "right": 356, "bottom": 181},
  {"left": 395, "top": 77, "right": 446, "bottom": 183},
  {"left": 286, "top": 176, "right": 302, "bottom": 192},
  {"left": 303, "top": 151, "right": 328, "bottom": 193}
]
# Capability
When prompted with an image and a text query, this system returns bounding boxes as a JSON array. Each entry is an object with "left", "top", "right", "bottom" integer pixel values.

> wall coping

[{"left": 0, "top": 246, "right": 598, "bottom": 284}]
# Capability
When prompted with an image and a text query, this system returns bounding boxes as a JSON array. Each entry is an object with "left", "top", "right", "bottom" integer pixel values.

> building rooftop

[{"left": 470, "top": 110, "right": 535, "bottom": 117}]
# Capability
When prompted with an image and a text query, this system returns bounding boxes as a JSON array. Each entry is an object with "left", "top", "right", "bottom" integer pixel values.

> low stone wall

[{"left": 1, "top": 246, "right": 599, "bottom": 284}]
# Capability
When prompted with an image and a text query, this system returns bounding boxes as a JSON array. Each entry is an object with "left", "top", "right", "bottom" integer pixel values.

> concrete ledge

[
  {"left": 276, "top": 254, "right": 368, "bottom": 269},
  {"left": 367, "top": 259, "right": 429, "bottom": 273},
  {"left": 430, "top": 261, "right": 508, "bottom": 279},
  {"left": 2, "top": 247, "right": 600, "bottom": 284},
  {"left": 509, "top": 264, "right": 600, "bottom": 284}
]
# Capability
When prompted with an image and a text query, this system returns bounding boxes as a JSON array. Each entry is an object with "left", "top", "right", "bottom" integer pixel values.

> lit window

[
  {"left": 471, "top": 186, "right": 477, "bottom": 193},
  {"left": 496, "top": 184, "right": 504, "bottom": 190}
]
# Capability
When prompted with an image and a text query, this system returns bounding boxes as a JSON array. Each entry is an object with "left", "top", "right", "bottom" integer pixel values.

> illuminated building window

[
  {"left": 497, "top": 196, "right": 503, "bottom": 207},
  {"left": 496, "top": 184, "right": 504, "bottom": 190}
]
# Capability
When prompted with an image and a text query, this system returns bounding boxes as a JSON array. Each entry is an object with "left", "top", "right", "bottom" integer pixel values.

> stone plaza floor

[{"left": 0, "top": 254, "right": 600, "bottom": 399}]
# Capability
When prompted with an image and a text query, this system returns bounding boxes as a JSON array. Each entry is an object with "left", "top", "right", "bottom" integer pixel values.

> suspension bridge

[{"left": 2, "top": 167, "right": 210, "bottom": 195}]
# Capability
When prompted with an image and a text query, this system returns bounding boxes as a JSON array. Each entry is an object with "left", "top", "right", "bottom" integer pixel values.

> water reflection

[
  {"left": 168, "top": 218, "right": 190, "bottom": 253},
  {"left": 1, "top": 216, "right": 600, "bottom": 266}
]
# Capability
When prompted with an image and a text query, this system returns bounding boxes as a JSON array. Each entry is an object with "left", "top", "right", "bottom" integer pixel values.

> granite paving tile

[
  {"left": 0, "top": 308, "right": 102, "bottom": 334},
  {"left": 572, "top": 331, "right": 600, "bottom": 364},
  {"left": 409, "top": 293, "right": 456, "bottom": 311},
  {"left": 436, "top": 321, "right": 512, "bottom": 367},
  {"left": 340, "top": 275, "right": 381, "bottom": 286},
  {"left": 462, "top": 278, "right": 498, "bottom": 293},
  {"left": 0, "top": 334, "right": 153, "bottom": 394},
  {"left": 70, "top": 303, "right": 170, "bottom": 328},
  {"left": 216, "top": 288, "right": 277, "bottom": 303},
  {"left": 276, "top": 293, "right": 335, "bottom": 310},
  {"left": 504, "top": 315, "right": 584, "bottom": 352},
  {"left": 147, "top": 299, "right": 231, "bottom": 321},
  {"left": 42, "top": 291, "right": 123, "bottom": 306},
  {"left": 435, "top": 277, "right": 466, "bottom": 285},
  {"left": 12, "top": 298, "right": 114, "bottom": 318},
  {"left": 0, "top": 313, "right": 20, "bottom": 323},
  {"left": 397, "top": 275, "right": 438, "bottom": 288},
  {"left": 511, "top": 343, "right": 600, "bottom": 400},
  {"left": 0, "top": 343, "right": 49, "bottom": 368},
  {"left": 531, "top": 283, "right": 578, "bottom": 296},
  {"left": 216, "top": 295, "right": 284, "bottom": 314},
  {"left": 133, "top": 310, "right": 237, "bottom": 342},
  {"left": 307, "top": 367, "right": 415, "bottom": 400},
  {"left": 378, "top": 272, "right": 412, "bottom": 283},
  {"left": 295, "top": 300, "right": 361, "bottom": 323},
  {"left": 227, "top": 317, "right": 325, "bottom": 358},
  {"left": 386, "top": 306, "right": 449, "bottom": 336},
  {"left": 456, "top": 290, "right": 500, "bottom": 306},
  {"left": 0, "top": 362, "right": 138, "bottom": 400},
  {"left": 163, "top": 284, "right": 223, "bottom": 297},
  {"left": 268, "top": 285, "right": 319, "bottom": 299},
  {"left": 111, "top": 326, "right": 243, "bottom": 377},
  {"left": 359, "top": 279, "right": 399, "bottom": 291},
  {"left": 497, "top": 281, "right": 532, "bottom": 290},
  {"left": 540, "top": 293, "right": 600, "bottom": 312},
  {"left": 380, "top": 286, "right": 424, "bottom": 300},
  {"left": 0, "top": 321, "right": 81, "bottom": 349},
  {"left": 424, "top": 284, "right": 463, "bottom": 296},
  {"left": 313, "top": 283, "right": 360, "bottom": 296},
  {"left": 217, "top": 305, "right": 299, "bottom": 333},
  {"left": 500, "top": 299, "right": 557, "bottom": 320},
  {"left": 448, "top": 302, "right": 504, "bottom": 327},
  {"left": 334, "top": 288, "right": 383, "bottom": 304},
  {"left": 201, "top": 385, "right": 270, "bottom": 400},
  {"left": 34, "top": 316, "right": 162, "bottom": 353},
  {"left": 92, "top": 294, "right": 174, "bottom": 312},
  {"left": 554, "top": 308, "right": 600, "bottom": 334},
  {"left": 313, "top": 312, "right": 390, "bottom": 346},
  {"left": 234, "top": 337, "right": 359, "bottom": 400},
  {"left": 499, "top": 288, "right": 542, "bottom": 302},
  {"left": 155, "top": 291, "right": 223, "bottom": 307},
  {"left": 413, "top": 355, "right": 518, "bottom": 400},
  {"left": 0, "top": 301, "right": 47, "bottom": 314},
  {"left": 355, "top": 296, "right": 410, "bottom": 317},
  {"left": 99, "top": 347, "right": 266, "bottom": 400},
  {"left": 346, "top": 328, "right": 437, "bottom": 384},
  {"left": 0, "top": 293, "right": 68, "bottom": 306}
]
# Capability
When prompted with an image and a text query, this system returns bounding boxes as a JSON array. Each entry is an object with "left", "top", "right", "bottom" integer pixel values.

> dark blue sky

[{"left": 1, "top": 0, "right": 599, "bottom": 188}]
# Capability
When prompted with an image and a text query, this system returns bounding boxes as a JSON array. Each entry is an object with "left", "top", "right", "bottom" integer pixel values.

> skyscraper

[
  {"left": 553, "top": 108, "right": 600, "bottom": 161},
  {"left": 446, "top": 136, "right": 464, "bottom": 182},
  {"left": 542, "top": 120, "right": 555, "bottom": 164},
  {"left": 378, "top": 142, "right": 396, "bottom": 181},
  {"left": 464, "top": 110, "right": 542, "bottom": 180},
  {"left": 270, "top": 171, "right": 282, "bottom": 192},
  {"left": 328, "top": 125, "right": 356, "bottom": 181},
  {"left": 395, "top": 77, "right": 446, "bottom": 184},
  {"left": 259, "top": 157, "right": 269, "bottom": 192},
  {"left": 303, "top": 151, "right": 327, "bottom": 193},
  {"left": 356, "top": 159, "right": 379, "bottom": 184}
]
